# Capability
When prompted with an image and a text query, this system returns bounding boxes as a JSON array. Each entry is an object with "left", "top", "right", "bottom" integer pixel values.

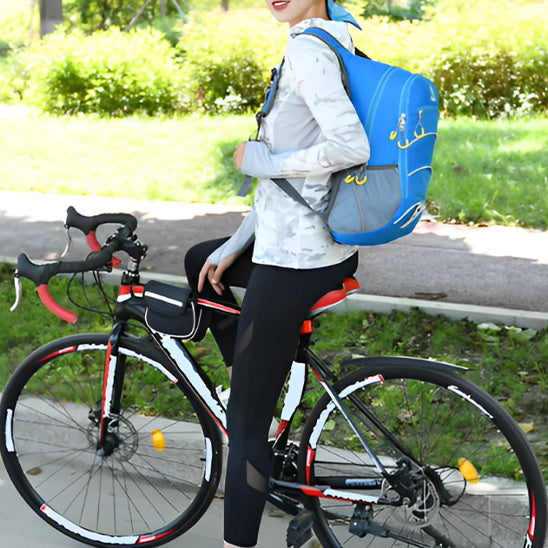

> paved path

[
  {"left": 1, "top": 191, "right": 547, "bottom": 315},
  {"left": 0, "top": 463, "right": 314, "bottom": 548}
]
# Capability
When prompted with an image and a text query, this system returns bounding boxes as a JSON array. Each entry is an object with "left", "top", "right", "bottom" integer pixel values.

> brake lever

[
  {"left": 60, "top": 227, "right": 72, "bottom": 259},
  {"left": 10, "top": 276, "right": 22, "bottom": 312}
]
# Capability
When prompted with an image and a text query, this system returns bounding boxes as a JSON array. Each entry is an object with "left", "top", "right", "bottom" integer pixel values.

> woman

[{"left": 184, "top": 1, "right": 369, "bottom": 546}]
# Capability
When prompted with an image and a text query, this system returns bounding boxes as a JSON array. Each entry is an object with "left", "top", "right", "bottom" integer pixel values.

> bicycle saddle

[{"left": 307, "top": 277, "right": 360, "bottom": 318}]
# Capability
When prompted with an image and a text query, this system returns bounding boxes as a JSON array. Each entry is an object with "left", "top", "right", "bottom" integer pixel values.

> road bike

[{"left": 1, "top": 207, "right": 546, "bottom": 548}]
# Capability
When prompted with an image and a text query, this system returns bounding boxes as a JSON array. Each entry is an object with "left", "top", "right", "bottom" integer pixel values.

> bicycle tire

[
  {"left": 298, "top": 357, "right": 547, "bottom": 548},
  {"left": 0, "top": 333, "right": 223, "bottom": 547}
]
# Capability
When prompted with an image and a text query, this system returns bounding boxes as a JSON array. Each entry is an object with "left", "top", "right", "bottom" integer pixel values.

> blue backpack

[{"left": 267, "top": 27, "right": 440, "bottom": 246}]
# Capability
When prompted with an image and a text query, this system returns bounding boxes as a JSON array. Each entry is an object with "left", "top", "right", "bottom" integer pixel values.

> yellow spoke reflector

[
  {"left": 152, "top": 429, "right": 166, "bottom": 452},
  {"left": 458, "top": 457, "right": 479, "bottom": 484}
]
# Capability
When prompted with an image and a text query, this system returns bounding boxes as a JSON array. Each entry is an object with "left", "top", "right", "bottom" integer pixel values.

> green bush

[
  {"left": 427, "top": 48, "right": 548, "bottom": 118},
  {"left": 25, "top": 28, "right": 182, "bottom": 116},
  {"left": 355, "top": 0, "right": 548, "bottom": 118},
  {"left": 3, "top": 0, "right": 546, "bottom": 119},
  {"left": 62, "top": 0, "right": 190, "bottom": 33},
  {"left": 175, "top": 11, "right": 278, "bottom": 114},
  {"left": 14, "top": 9, "right": 283, "bottom": 116},
  {"left": 0, "top": 55, "right": 22, "bottom": 102}
]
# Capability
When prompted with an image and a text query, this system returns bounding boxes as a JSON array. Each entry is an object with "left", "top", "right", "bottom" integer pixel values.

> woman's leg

[
  {"left": 223, "top": 253, "right": 358, "bottom": 547},
  {"left": 185, "top": 239, "right": 255, "bottom": 367}
]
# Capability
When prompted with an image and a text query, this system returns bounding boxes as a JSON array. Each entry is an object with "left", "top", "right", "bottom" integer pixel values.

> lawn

[{"left": 1, "top": 110, "right": 547, "bottom": 229}]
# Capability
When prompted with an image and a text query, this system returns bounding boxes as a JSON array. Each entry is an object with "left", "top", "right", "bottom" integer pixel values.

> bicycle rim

[
  {"left": 0, "top": 333, "right": 223, "bottom": 547},
  {"left": 298, "top": 358, "right": 547, "bottom": 548}
]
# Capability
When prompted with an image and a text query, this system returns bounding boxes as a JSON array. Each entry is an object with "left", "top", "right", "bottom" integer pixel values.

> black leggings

[{"left": 185, "top": 240, "right": 358, "bottom": 547}]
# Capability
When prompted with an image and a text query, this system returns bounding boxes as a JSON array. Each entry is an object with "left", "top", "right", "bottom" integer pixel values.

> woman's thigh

[{"left": 228, "top": 254, "right": 358, "bottom": 433}]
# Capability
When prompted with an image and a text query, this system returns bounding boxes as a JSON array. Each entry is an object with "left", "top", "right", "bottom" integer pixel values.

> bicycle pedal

[{"left": 286, "top": 509, "right": 313, "bottom": 548}]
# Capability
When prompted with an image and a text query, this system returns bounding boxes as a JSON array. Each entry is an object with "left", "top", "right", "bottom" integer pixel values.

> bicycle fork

[{"left": 92, "top": 322, "right": 127, "bottom": 456}]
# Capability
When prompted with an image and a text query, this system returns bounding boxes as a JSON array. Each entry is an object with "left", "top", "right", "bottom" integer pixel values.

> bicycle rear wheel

[
  {"left": 298, "top": 357, "right": 547, "bottom": 548},
  {"left": 0, "top": 333, "right": 223, "bottom": 547}
]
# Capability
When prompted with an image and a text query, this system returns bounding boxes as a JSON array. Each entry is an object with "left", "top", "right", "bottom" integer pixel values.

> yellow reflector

[
  {"left": 458, "top": 458, "right": 479, "bottom": 484},
  {"left": 151, "top": 429, "right": 165, "bottom": 452}
]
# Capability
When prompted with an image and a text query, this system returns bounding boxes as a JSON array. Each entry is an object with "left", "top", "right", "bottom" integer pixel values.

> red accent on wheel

[
  {"left": 137, "top": 529, "right": 177, "bottom": 544},
  {"left": 38, "top": 346, "right": 78, "bottom": 364},
  {"left": 528, "top": 491, "right": 537, "bottom": 540},
  {"left": 306, "top": 446, "right": 316, "bottom": 485}
]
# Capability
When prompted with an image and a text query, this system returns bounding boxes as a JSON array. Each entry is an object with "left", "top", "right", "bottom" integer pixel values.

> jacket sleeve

[
  {"left": 241, "top": 35, "right": 370, "bottom": 179},
  {"left": 207, "top": 207, "right": 256, "bottom": 266}
]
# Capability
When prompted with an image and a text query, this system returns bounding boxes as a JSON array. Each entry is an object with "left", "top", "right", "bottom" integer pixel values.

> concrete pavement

[
  {"left": 1, "top": 190, "right": 548, "bottom": 327},
  {"left": 0, "top": 462, "right": 316, "bottom": 548}
]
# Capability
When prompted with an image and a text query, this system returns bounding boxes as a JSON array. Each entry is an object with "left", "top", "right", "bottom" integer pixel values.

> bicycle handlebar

[
  {"left": 65, "top": 206, "right": 137, "bottom": 266},
  {"left": 65, "top": 206, "right": 138, "bottom": 236},
  {"left": 14, "top": 217, "right": 141, "bottom": 324}
]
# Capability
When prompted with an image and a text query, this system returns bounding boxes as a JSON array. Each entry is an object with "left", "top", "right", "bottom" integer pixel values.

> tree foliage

[
  {"left": 62, "top": 0, "right": 189, "bottom": 31},
  {"left": 360, "top": 0, "right": 434, "bottom": 20}
]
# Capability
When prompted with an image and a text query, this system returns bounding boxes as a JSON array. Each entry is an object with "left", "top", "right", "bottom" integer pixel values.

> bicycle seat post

[{"left": 296, "top": 320, "right": 313, "bottom": 363}]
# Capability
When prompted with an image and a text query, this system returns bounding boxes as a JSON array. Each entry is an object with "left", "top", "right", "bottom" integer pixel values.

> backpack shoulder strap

[
  {"left": 237, "top": 59, "right": 285, "bottom": 198},
  {"left": 271, "top": 178, "right": 317, "bottom": 213},
  {"left": 255, "top": 59, "right": 284, "bottom": 133}
]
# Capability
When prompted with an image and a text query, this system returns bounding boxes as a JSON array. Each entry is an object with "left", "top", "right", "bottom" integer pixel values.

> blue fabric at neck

[{"left": 327, "top": 0, "right": 362, "bottom": 29}]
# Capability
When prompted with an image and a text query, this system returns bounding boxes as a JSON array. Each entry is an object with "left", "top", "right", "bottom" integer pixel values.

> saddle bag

[{"left": 143, "top": 281, "right": 206, "bottom": 341}]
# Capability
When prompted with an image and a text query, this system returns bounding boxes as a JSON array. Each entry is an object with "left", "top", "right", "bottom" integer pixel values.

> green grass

[
  {"left": 0, "top": 112, "right": 547, "bottom": 228},
  {"left": 0, "top": 112, "right": 256, "bottom": 204},
  {"left": 430, "top": 118, "right": 548, "bottom": 228}
]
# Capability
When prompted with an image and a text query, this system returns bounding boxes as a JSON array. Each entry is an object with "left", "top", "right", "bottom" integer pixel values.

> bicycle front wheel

[
  {"left": 298, "top": 357, "right": 547, "bottom": 548},
  {"left": 0, "top": 333, "right": 223, "bottom": 547}
]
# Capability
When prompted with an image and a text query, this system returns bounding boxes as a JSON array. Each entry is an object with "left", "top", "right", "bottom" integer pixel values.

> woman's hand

[
  {"left": 198, "top": 253, "right": 239, "bottom": 296},
  {"left": 233, "top": 142, "right": 247, "bottom": 172}
]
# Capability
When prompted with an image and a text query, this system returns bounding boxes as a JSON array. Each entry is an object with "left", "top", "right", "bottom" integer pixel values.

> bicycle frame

[
  {"left": 94, "top": 278, "right": 396, "bottom": 513},
  {"left": 56, "top": 240, "right": 468, "bottom": 520}
]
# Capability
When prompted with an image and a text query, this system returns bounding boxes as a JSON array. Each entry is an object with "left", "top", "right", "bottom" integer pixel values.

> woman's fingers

[
  {"left": 198, "top": 253, "right": 239, "bottom": 296},
  {"left": 209, "top": 268, "right": 225, "bottom": 295},
  {"left": 198, "top": 260, "right": 213, "bottom": 293}
]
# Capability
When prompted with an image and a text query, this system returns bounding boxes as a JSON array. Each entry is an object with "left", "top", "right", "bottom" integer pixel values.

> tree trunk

[
  {"left": 221, "top": 0, "right": 229, "bottom": 11},
  {"left": 40, "top": 0, "right": 62, "bottom": 37}
]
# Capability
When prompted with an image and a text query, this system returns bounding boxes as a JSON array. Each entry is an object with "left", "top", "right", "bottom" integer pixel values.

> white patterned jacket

[{"left": 208, "top": 17, "right": 370, "bottom": 270}]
